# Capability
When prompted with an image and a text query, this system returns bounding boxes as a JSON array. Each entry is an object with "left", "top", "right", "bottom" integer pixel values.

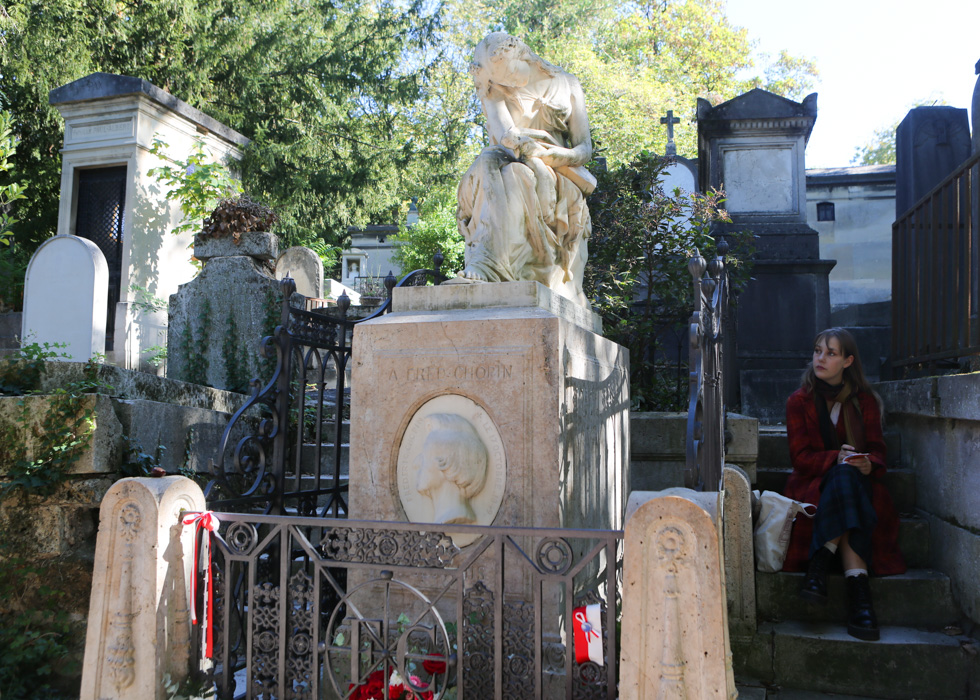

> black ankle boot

[
  {"left": 846, "top": 574, "right": 880, "bottom": 641},
  {"left": 800, "top": 546, "right": 833, "bottom": 604}
]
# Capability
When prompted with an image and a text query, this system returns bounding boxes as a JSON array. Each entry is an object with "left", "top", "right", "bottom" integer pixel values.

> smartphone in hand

[{"left": 843, "top": 452, "right": 869, "bottom": 463}]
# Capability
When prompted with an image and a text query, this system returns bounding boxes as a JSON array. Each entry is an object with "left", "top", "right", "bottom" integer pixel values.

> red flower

[{"left": 422, "top": 654, "right": 447, "bottom": 675}]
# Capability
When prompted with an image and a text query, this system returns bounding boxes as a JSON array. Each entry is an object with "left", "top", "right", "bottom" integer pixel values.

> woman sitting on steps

[{"left": 783, "top": 327, "right": 905, "bottom": 641}]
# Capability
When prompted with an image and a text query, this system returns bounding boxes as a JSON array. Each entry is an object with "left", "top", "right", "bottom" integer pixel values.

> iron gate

[
  {"left": 206, "top": 264, "right": 447, "bottom": 517},
  {"left": 200, "top": 514, "right": 622, "bottom": 700},
  {"left": 75, "top": 165, "right": 126, "bottom": 351}
]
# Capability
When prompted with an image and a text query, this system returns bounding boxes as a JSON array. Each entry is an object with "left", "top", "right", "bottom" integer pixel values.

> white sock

[
  {"left": 844, "top": 568, "right": 868, "bottom": 578},
  {"left": 823, "top": 542, "right": 838, "bottom": 554}
]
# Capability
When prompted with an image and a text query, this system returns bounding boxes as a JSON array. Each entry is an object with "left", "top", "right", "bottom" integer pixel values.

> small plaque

[{"left": 397, "top": 394, "right": 506, "bottom": 546}]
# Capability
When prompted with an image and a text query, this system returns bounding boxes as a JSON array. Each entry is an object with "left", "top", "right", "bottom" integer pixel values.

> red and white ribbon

[
  {"left": 572, "top": 604, "right": 603, "bottom": 665},
  {"left": 182, "top": 511, "right": 220, "bottom": 658}
]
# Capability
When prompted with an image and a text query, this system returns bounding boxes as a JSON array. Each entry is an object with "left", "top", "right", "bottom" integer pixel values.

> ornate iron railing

[
  {"left": 206, "top": 262, "right": 447, "bottom": 516},
  {"left": 892, "top": 149, "right": 980, "bottom": 372},
  {"left": 198, "top": 514, "right": 621, "bottom": 700},
  {"left": 685, "top": 241, "right": 729, "bottom": 492}
]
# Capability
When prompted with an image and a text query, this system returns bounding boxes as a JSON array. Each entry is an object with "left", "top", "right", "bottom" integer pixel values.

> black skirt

[{"left": 810, "top": 463, "right": 877, "bottom": 567}]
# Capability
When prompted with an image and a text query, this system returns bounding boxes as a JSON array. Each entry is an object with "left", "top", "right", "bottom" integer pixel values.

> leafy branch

[{"left": 148, "top": 138, "right": 243, "bottom": 237}]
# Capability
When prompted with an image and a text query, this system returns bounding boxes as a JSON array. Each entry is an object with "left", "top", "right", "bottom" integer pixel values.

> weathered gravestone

[
  {"left": 619, "top": 490, "right": 735, "bottom": 699},
  {"left": 275, "top": 246, "right": 324, "bottom": 299},
  {"left": 49, "top": 73, "right": 248, "bottom": 372},
  {"left": 22, "top": 235, "right": 108, "bottom": 360},
  {"left": 697, "top": 89, "right": 835, "bottom": 422},
  {"left": 167, "top": 228, "right": 281, "bottom": 392},
  {"left": 895, "top": 105, "right": 972, "bottom": 217}
]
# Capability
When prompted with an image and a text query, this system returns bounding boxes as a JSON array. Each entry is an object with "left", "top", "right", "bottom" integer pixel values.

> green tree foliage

[
  {"left": 391, "top": 194, "right": 466, "bottom": 277},
  {"left": 148, "top": 139, "right": 243, "bottom": 237},
  {"left": 0, "top": 0, "right": 469, "bottom": 252},
  {"left": 851, "top": 124, "right": 898, "bottom": 166},
  {"left": 444, "top": 0, "right": 819, "bottom": 167},
  {"left": 0, "top": 111, "right": 28, "bottom": 310},
  {"left": 587, "top": 153, "right": 753, "bottom": 410}
]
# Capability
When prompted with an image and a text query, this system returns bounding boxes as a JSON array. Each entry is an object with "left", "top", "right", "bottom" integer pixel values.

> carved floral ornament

[{"left": 396, "top": 394, "right": 506, "bottom": 547}]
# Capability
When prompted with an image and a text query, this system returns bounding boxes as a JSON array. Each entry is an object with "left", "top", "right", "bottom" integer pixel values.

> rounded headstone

[
  {"left": 274, "top": 246, "right": 324, "bottom": 299},
  {"left": 22, "top": 235, "right": 108, "bottom": 360}
]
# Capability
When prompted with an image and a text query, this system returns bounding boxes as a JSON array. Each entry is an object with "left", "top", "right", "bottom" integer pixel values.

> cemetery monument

[
  {"left": 349, "top": 33, "right": 629, "bottom": 594},
  {"left": 48, "top": 73, "right": 248, "bottom": 370},
  {"left": 449, "top": 32, "right": 597, "bottom": 307}
]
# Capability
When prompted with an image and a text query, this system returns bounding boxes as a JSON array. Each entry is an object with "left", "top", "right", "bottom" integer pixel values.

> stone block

[
  {"left": 22, "top": 235, "right": 108, "bottom": 361},
  {"left": 395, "top": 280, "right": 601, "bottom": 334},
  {"left": 923, "top": 511, "right": 980, "bottom": 625},
  {"left": 895, "top": 106, "right": 972, "bottom": 218},
  {"left": 630, "top": 412, "right": 758, "bottom": 487},
  {"left": 770, "top": 620, "right": 972, "bottom": 699},
  {"left": 275, "top": 246, "right": 324, "bottom": 298},
  {"left": 739, "top": 368, "right": 802, "bottom": 425},
  {"left": 349, "top": 282, "right": 628, "bottom": 598},
  {"left": 723, "top": 465, "right": 755, "bottom": 641},
  {"left": 0, "top": 394, "right": 123, "bottom": 475},
  {"left": 755, "top": 569, "right": 959, "bottom": 628},
  {"left": 0, "top": 501, "right": 99, "bottom": 559},
  {"left": 619, "top": 490, "right": 735, "bottom": 699},
  {"left": 38, "top": 361, "right": 250, "bottom": 413},
  {"left": 113, "top": 397, "right": 241, "bottom": 473},
  {"left": 167, "top": 255, "right": 282, "bottom": 392},
  {"left": 80, "top": 476, "right": 205, "bottom": 700},
  {"left": 193, "top": 230, "right": 279, "bottom": 262}
]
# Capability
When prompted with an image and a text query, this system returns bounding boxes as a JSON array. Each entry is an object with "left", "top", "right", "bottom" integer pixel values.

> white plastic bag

[{"left": 752, "top": 490, "right": 816, "bottom": 573}]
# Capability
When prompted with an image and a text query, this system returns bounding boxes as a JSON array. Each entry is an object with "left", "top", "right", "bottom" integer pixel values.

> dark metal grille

[
  {"left": 75, "top": 166, "right": 127, "bottom": 352},
  {"left": 892, "top": 150, "right": 980, "bottom": 372},
  {"left": 207, "top": 265, "right": 447, "bottom": 517},
  {"left": 197, "top": 514, "right": 621, "bottom": 700},
  {"left": 685, "top": 242, "right": 730, "bottom": 492}
]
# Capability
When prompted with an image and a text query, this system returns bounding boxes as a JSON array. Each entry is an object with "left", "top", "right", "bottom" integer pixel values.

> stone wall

[
  {"left": 876, "top": 372, "right": 980, "bottom": 624},
  {"left": 631, "top": 412, "right": 759, "bottom": 491},
  {"left": 0, "top": 362, "right": 247, "bottom": 693}
]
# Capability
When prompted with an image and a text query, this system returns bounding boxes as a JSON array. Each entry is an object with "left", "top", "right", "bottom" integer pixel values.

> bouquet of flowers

[{"left": 348, "top": 669, "right": 434, "bottom": 700}]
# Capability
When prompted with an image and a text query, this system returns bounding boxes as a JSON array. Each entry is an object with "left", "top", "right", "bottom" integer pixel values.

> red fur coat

[{"left": 782, "top": 387, "right": 906, "bottom": 575}]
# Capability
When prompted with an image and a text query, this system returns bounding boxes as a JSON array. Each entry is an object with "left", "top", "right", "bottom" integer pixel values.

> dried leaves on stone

[{"left": 200, "top": 196, "right": 277, "bottom": 244}]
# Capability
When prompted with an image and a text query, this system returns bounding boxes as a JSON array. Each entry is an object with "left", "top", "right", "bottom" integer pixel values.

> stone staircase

[{"left": 736, "top": 426, "right": 980, "bottom": 699}]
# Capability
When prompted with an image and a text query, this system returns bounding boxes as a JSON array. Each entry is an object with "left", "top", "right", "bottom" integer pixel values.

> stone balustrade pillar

[
  {"left": 80, "top": 476, "right": 205, "bottom": 700},
  {"left": 619, "top": 489, "right": 736, "bottom": 699}
]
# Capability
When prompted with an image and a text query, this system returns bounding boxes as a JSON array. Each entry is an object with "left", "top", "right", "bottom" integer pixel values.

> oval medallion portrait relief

[{"left": 396, "top": 394, "right": 506, "bottom": 546}]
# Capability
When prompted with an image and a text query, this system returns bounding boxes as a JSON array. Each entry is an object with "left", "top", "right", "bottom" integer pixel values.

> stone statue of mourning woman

[{"left": 452, "top": 33, "right": 596, "bottom": 307}]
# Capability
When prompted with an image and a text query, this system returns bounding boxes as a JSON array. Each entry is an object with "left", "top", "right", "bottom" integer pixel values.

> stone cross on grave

[{"left": 661, "top": 110, "right": 681, "bottom": 157}]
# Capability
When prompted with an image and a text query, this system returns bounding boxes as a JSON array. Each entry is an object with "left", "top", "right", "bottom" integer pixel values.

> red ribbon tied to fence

[
  {"left": 182, "top": 511, "right": 220, "bottom": 658},
  {"left": 572, "top": 604, "right": 603, "bottom": 665}
]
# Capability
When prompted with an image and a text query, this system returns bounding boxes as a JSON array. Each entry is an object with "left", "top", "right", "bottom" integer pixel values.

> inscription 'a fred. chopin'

[{"left": 388, "top": 361, "right": 513, "bottom": 383}]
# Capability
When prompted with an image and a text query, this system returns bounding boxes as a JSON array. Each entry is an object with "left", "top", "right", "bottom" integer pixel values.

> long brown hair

[{"left": 800, "top": 327, "right": 884, "bottom": 419}]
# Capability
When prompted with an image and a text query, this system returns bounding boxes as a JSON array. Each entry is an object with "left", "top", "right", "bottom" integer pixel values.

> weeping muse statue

[{"left": 453, "top": 33, "right": 596, "bottom": 307}]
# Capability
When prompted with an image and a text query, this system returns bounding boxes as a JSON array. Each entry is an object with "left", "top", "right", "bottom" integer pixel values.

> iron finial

[{"left": 688, "top": 250, "right": 707, "bottom": 280}]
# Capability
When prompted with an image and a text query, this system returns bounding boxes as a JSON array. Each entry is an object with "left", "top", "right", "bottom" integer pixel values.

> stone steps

[
  {"left": 758, "top": 621, "right": 977, "bottom": 699},
  {"left": 296, "top": 443, "right": 349, "bottom": 474},
  {"left": 756, "top": 569, "right": 959, "bottom": 628},
  {"left": 747, "top": 423, "right": 980, "bottom": 698}
]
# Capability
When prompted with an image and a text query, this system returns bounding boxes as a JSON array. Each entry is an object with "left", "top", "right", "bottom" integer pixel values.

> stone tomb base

[{"left": 348, "top": 281, "right": 629, "bottom": 603}]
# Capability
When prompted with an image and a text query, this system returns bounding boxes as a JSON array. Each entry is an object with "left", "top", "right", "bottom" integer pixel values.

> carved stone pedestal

[{"left": 349, "top": 281, "right": 629, "bottom": 592}]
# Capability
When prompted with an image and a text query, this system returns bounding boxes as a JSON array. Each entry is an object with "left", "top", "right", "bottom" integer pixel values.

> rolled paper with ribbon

[
  {"left": 572, "top": 603, "right": 603, "bottom": 665},
  {"left": 181, "top": 511, "right": 220, "bottom": 658}
]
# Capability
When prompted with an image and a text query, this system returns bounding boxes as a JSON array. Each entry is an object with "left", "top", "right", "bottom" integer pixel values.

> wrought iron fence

[
  {"left": 685, "top": 242, "right": 729, "bottom": 492},
  {"left": 197, "top": 514, "right": 622, "bottom": 700},
  {"left": 206, "top": 262, "right": 447, "bottom": 516},
  {"left": 892, "top": 150, "right": 980, "bottom": 372}
]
